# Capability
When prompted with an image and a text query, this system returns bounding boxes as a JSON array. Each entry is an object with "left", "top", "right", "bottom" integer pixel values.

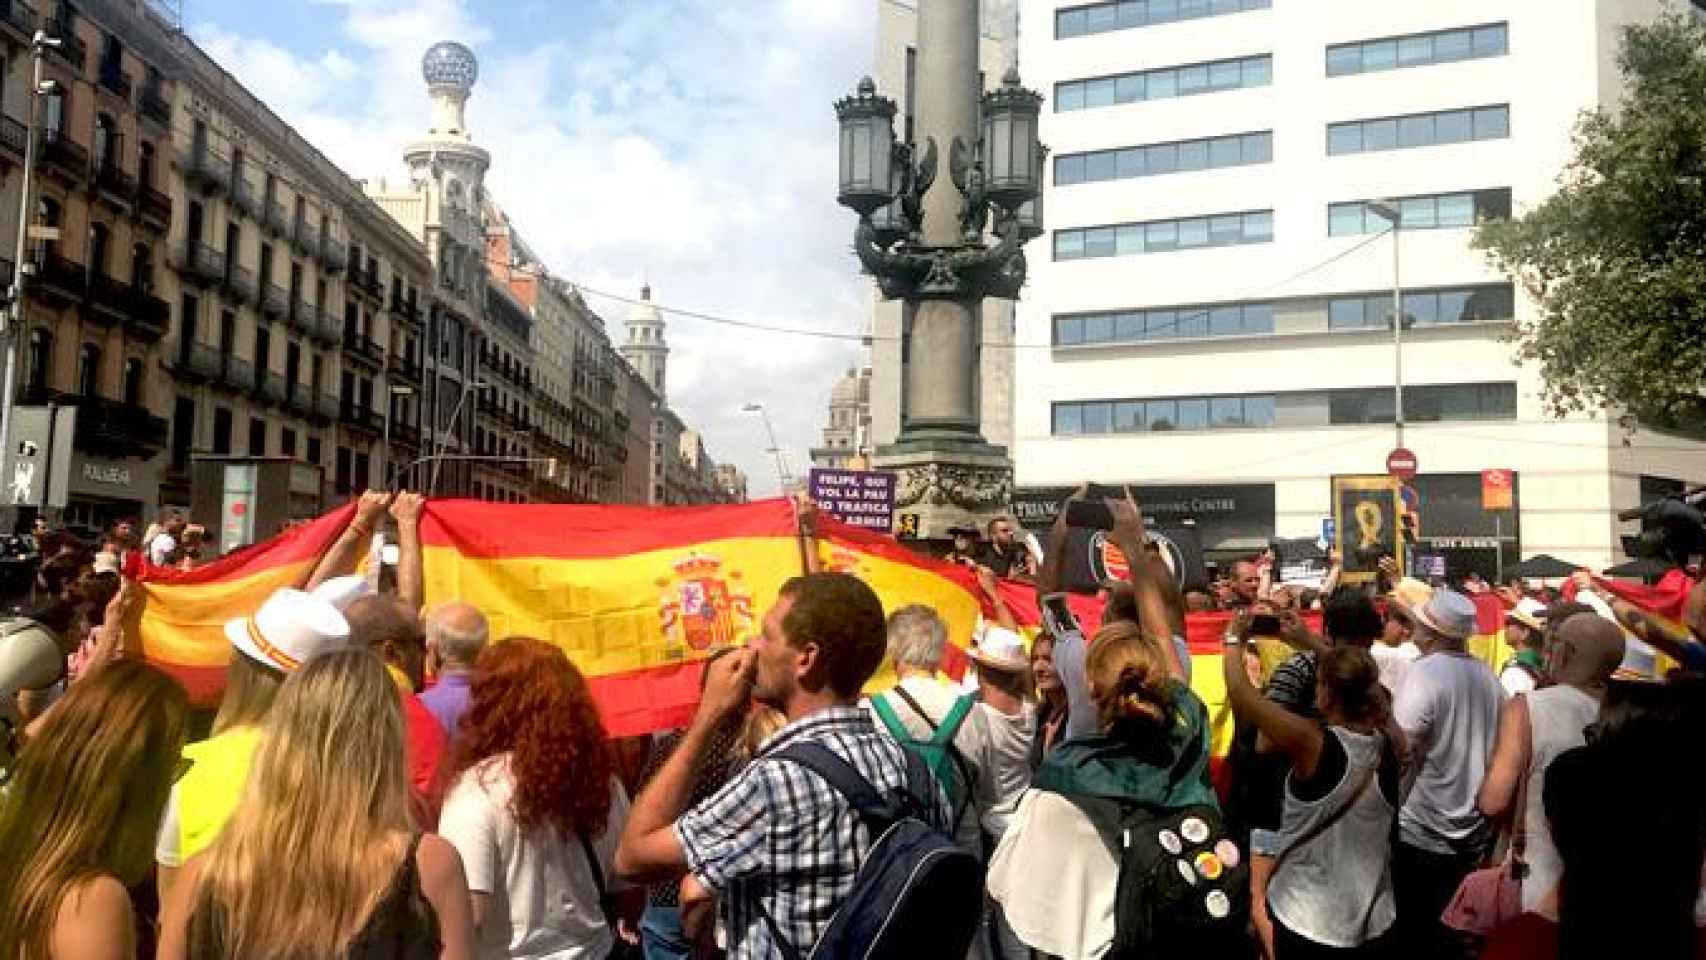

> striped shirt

[{"left": 674, "top": 705, "right": 949, "bottom": 959}]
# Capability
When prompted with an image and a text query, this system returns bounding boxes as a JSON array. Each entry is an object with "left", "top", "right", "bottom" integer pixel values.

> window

[
  {"left": 1327, "top": 283, "right": 1515, "bottom": 330},
  {"left": 1055, "top": 210, "right": 1272, "bottom": 261},
  {"left": 1328, "top": 105, "right": 1509, "bottom": 155},
  {"left": 249, "top": 417, "right": 266, "bottom": 456},
  {"left": 88, "top": 222, "right": 110, "bottom": 275},
  {"left": 1055, "top": 54, "right": 1271, "bottom": 112},
  {"left": 1327, "top": 23, "right": 1507, "bottom": 76},
  {"left": 1052, "top": 393, "right": 1276, "bottom": 434},
  {"left": 307, "top": 436, "right": 322, "bottom": 465},
  {"left": 1330, "top": 383, "right": 1516, "bottom": 424},
  {"left": 1056, "top": 130, "right": 1272, "bottom": 187},
  {"left": 281, "top": 427, "right": 297, "bottom": 458},
  {"left": 213, "top": 407, "right": 232, "bottom": 455},
  {"left": 123, "top": 357, "right": 142, "bottom": 405},
  {"left": 336, "top": 447, "right": 352, "bottom": 493},
  {"left": 26, "top": 329, "right": 51, "bottom": 391},
  {"left": 1327, "top": 189, "right": 1511, "bottom": 236},
  {"left": 77, "top": 345, "right": 99, "bottom": 396}
]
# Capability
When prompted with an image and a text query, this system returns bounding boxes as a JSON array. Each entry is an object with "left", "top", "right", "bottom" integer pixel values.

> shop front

[
  {"left": 1407, "top": 471, "right": 1522, "bottom": 583},
  {"left": 1013, "top": 483, "right": 1276, "bottom": 557},
  {"left": 61, "top": 452, "right": 165, "bottom": 536}
]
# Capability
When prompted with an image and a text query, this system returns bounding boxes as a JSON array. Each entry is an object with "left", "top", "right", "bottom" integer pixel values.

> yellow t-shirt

[{"left": 168, "top": 726, "right": 263, "bottom": 863}]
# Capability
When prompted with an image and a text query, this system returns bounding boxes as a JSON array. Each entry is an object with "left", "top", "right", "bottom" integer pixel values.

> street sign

[
  {"left": 25, "top": 225, "right": 59, "bottom": 242},
  {"left": 1482, "top": 468, "right": 1514, "bottom": 511},
  {"left": 807, "top": 467, "right": 896, "bottom": 532},
  {"left": 1386, "top": 447, "right": 1419, "bottom": 482},
  {"left": 1321, "top": 517, "right": 1335, "bottom": 547}
]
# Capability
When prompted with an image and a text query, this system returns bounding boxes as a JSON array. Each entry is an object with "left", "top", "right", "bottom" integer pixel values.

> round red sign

[{"left": 1386, "top": 447, "right": 1419, "bottom": 482}]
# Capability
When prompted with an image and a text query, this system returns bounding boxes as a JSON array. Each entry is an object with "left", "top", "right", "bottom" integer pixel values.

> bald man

[
  {"left": 419, "top": 601, "right": 490, "bottom": 736},
  {"left": 1478, "top": 615, "right": 1624, "bottom": 917}
]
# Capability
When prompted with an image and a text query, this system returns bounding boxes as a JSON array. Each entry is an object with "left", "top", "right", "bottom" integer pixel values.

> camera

[{"left": 1618, "top": 489, "right": 1706, "bottom": 568}]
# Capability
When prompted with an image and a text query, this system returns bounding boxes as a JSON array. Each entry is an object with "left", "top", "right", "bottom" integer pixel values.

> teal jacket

[{"left": 1032, "top": 681, "right": 1218, "bottom": 811}]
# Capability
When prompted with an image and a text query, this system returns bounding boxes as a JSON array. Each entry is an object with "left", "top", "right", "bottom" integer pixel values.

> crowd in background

[{"left": 0, "top": 486, "right": 1702, "bottom": 960}]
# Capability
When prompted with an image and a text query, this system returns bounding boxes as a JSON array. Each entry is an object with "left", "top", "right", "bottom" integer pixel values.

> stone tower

[{"left": 620, "top": 284, "right": 668, "bottom": 400}]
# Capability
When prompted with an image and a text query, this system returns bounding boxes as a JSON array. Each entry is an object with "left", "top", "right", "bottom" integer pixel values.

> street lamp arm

[{"left": 852, "top": 218, "right": 929, "bottom": 297}]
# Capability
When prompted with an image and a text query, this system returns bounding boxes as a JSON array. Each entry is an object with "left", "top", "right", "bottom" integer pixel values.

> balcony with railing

[
  {"left": 288, "top": 298, "right": 314, "bottom": 335},
  {"left": 174, "top": 240, "right": 225, "bottom": 286},
  {"left": 260, "top": 282, "right": 288, "bottom": 319},
  {"left": 312, "top": 307, "right": 339, "bottom": 345},
  {"left": 98, "top": 64, "right": 132, "bottom": 100},
  {"left": 284, "top": 384, "right": 311, "bottom": 416},
  {"left": 339, "top": 400, "right": 383, "bottom": 435},
  {"left": 80, "top": 394, "right": 167, "bottom": 454},
  {"left": 216, "top": 355, "right": 253, "bottom": 393},
  {"left": 0, "top": 114, "right": 26, "bottom": 164},
  {"left": 264, "top": 200, "right": 288, "bottom": 237},
  {"left": 139, "top": 83, "right": 169, "bottom": 126},
  {"left": 255, "top": 371, "right": 286, "bottom": 406},
  {"left": 0, "top": 0, "right": 37, "bottom": 42},
  {"left": 136, "top": 182, "right": 170, "bottom": 227},
  {"left": 185, "top": 144, "right": 231, "bottom": 190},
  {"left": 231, "top": 177, "right": 260, "bottom": 219},
  {"left": 390, "top": 353, "right": 423, "bottom": 387},
  {"left": 342, "top": 329, "right": 384, "bottom": 368},
  {"left": 49, "top": 23, "right": 83, "bottom": 71},
  {"left": 221, "top": 263, "right": 256, "bottom": 304},
  {"left": 293, "top": 222, "right": 318, "bottom": 258},
  {"left": 173, "top": 342, "right": 223, "bottom": 382},
  {"left": 314, "top": 391, "right": 339, "bottom": 423},
  {"left": 39, "top": 133, "right": 89, "bottom": 183},
  {"left": 125, "top": 287, "right": 169, "bottom": 341},
  {"left": 320, "top": 236, "right": 346, "bottom": 272},
  {"left": 30, "top": 251, "right": 86, "bottom": 302},
  {"left": 94, "top": 162, "right": 135, "bottom": 205},
  {"left": 86, "top": 271, "right": 130, "bottom": 321},
  {"left": 392, "top": 421, "right": 422, "bottom": 449}
]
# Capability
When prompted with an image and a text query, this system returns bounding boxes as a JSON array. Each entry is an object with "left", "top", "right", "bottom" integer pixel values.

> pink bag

[{"left": 1440, "top": 857, "right": 1524, "bottom": 934}]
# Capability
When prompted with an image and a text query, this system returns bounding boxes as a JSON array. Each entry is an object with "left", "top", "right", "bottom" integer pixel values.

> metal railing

[
  {"left": 293, "top": 222, "right": 318, "bottom": 257},
  {"left": 260, "top": 283, "right": 288, "bottom": 318},
  {"left": 95, "top": 162, "right": 135, "bottom": 200},
  {"left": 320, "top": 236, "right": 347, "bottom": 272},
  {"left": 218, "top": 355, "right": 254, "bottom": 392},
  {"left": 265, "top": 200, "right": 288, "bottom": 236},
  {"left": 97, "top": 64, "right": 131, "bottom": 99},
  {"left": 222, "top": 263, "right": 256, "bottom": 303},
  {"left": 231, "top": 177, "right": 260, "bottom": 219},
  {"left": 126, "top": 288, "right": 169, "bottom": 340},
  {"left": 139, "top": 85, "right": 169, "bottom": 125},
  {"left": 136, "top": 182, "right": 170, "bottom": 224},
  {"left": 185, "top": 144, "right": 231, "bottom": 188},
  {"left": 31, "top": 252, "right": 86, "bottom": 296},
  {"left": 39, "top": 133, "right": 89, "bottom": 181},
  {"left": 175, "top": 240, "right": 225, "bottom": 284}
]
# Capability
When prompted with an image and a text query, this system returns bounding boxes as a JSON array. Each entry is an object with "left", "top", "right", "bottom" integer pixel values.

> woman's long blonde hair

[
  {"left": 189, "top": 649, "right": 413, "bottom": 959},
  {"left": 0, "top": 661, "right": 188, "bottom": 960},
  {"left": 210, "top": 648, "right": 286, "bottom": 734},
  {"left": 1086, "top": 621, "right": 1176, "bottom": 738}
]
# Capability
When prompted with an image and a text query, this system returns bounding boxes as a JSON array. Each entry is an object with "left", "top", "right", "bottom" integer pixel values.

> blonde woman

[
  {"left": 0, "top": 660, "right": 189, "bottom": 960},
  {"left": 159, "top": 649, "right": 475, "bottom": 959}
]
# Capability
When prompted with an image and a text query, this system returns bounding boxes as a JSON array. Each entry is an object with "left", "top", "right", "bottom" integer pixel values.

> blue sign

[
  {"left": 1321, "top": 517, "right": 1335, "bottom": 546},
  {"left": 808, "top": 468, "right": 896, "bottom": 532}
]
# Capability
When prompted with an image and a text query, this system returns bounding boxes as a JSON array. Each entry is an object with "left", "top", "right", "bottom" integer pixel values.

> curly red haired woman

[{"left": 438, "top": 637, "right": 637, "bottom": 958}]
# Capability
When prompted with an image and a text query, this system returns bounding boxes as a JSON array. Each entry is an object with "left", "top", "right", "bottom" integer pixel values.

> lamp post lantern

[{"left": 833, "top": 0, "right": 1043, "bottom": 538}]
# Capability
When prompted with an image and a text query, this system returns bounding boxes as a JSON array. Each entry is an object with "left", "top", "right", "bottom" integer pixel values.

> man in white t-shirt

[
  {"left": 148, "top": 516, "right": 185, "bottom": 566},
  {"left": 1391, "top": 588, "right": 1505, "bottom": 958},
  {"left": 1373, "top": 578, "right": 1428, "bottom": 696},
  {"left": 966, "top": 626, "right": 1035, "bottom": 960}
]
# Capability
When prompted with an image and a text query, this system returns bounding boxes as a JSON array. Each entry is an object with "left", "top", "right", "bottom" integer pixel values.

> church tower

[{"left": 620, "top": 284, "right": 668, "bottom": 400}]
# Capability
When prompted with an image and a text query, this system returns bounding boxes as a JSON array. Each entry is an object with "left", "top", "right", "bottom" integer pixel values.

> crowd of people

[{"left": 0, "top": 486, "right": 1702, "bottom": 960}]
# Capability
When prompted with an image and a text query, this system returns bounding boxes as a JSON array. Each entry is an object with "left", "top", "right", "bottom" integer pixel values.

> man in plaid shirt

[{"left": 617, "top": 573, "right": 950, "bottom": 958}]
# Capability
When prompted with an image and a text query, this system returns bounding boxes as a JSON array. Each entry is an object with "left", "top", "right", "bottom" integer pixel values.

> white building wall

[{"left": 1015, "top": 0, "right": 1706, "bottom": 570}]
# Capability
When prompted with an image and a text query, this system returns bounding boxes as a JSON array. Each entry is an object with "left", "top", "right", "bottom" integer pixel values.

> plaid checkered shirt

[{"left": 674, "top": 704, "right": 950, "bottom": 959}]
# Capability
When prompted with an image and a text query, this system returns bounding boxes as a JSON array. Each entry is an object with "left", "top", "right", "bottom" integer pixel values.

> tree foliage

[{"left": 1474, "top": 12, "right": 1706, "bottom": 429}]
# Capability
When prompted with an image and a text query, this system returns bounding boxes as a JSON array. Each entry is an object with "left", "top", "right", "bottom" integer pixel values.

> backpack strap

[
  {"left": 888, "top": 687, "right": 978, "bottom": 832},
  {"left": 770, "top": 741, "right": 890, "bottom": 820}
]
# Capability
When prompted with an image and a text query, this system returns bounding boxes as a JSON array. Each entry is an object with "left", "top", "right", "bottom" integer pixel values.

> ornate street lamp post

[{"left": 834, "top": 0, "right": 1045, "bottom": 538}]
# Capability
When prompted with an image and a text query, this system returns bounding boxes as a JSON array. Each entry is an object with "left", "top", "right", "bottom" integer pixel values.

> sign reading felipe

[{"left": 807, "top": 468, "right": 896, "bottom": 533}]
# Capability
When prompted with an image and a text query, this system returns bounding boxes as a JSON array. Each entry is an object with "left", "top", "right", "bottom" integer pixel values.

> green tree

[{"left": 1474, "top": 12, "right": 1706, "bottom": 429}]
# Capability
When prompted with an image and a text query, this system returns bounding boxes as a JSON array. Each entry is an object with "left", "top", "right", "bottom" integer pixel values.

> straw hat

[
  {"left": 1507, "top": 598, "right": 1547, "bottom": 632},
  {"left": 1410, "top": 589, "right": 1479, "bottom": 640}
]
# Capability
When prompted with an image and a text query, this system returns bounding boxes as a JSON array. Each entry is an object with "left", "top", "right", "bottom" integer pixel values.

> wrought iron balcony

[
  {"left": 125, "top": 287, "right": 169, "bottom": 341},
  {"left": 264, "top": 200, "right": 288, "bottom": 236},
  {"left": 185, "top": 145, "right": 231, "bottom": 190},
  {"left": 315, "top": 391, "right": 339, "bottom": 423},
  {"left": 0, "top": 0, "right": 37, "bottom": 42},
  {"left": 174, "top": 240, "right": 225, "bottom": 285},
  {"left": 135, "top": 182, "right": 171, "bottom": 227},
  {"left": 222, "top": 263, "right": 256, "bottom": 304},
  {"left": 139, "top": 85, "right": 169, "bottom": 126},
  {"left": 342, "top": 329, "right": 384, "bottom": 367},
  {"left": 98, "top": 65, "right": 131, "bottom": 100},
  {"left": 260, "top": 282, "right": 288, "bottom": 319},
  {"left": 390, "top": 354, "right": 423, "bottom": 386},
  {"left": 78, "top": 394, "right": 167, "bottom": 453},
  {"left": 173, "top": 343, "right": 223, "bottom": 383},
  {"left": 320, "top": 236, "right": 346, "bottom": 272},
  {"left": 217, "top": 355, "right": 254, "bottom": 393},
  {"left": 255, "top": 371, "right": 286, "bottom": 405},
  {"left": 339, "top": 401, "right": 383, "bottom": 434},
  {"left": 293, "top": 222, "right": 318, "bottom": 258},
  {"left": 86, "top": 270, "right": 130, "bottom": 321},
  {"left": 94, "top": 162, "right": 135, "bottom": 205},
  {"left": 288, "top": 298, "right": 315, "bottom": 334},
  {"left": 30, "top": 252, "right": 86, "bottom": 301},
  {"left": 39, "top": 133, "right": 89, "bottom": 183},
  {"left": 0, "top": 115, "right": 25, "bottom": 164},
  {"left": 284, "top": 385, "right": 312, "bottom": 416},
  {"left": 311, "top": 308, "right": 339, "bottom": 345},
  {"left": 392, "top": 421, "right": 422, "bottom": 449},
  {"left": 231, "top": 178, "right": 260, "bottom": 219}
]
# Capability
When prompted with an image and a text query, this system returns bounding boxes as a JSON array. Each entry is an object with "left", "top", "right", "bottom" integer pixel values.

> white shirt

[
  {"left": 1371, "top": 641, "right": 1420, "bottom": 697},
  {"left": 865, "top": 674, "right": 995, "bottom": 852},
  {"left": 148, "top": 532, "right": 177, "bottom": 566},
  {"left": 987, "top": 789, "right": 1118, "bottom": 960},
  {"left": 974, "top": 698, "right": 1035, "bottom": 840},
  {"left": 439, "top": 757, "right": 630, "bottom": 960},
  {"left": 1393, "top": 650, "right": 1505, "bottom": 853},
  {"left": 1498, "top": 663, "right": 1538, "bottom": 697}
]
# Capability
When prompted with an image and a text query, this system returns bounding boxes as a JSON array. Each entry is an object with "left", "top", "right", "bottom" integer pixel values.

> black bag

[
  {"left": 760, "top": 741, "right": 984, "bottom": 960},
  {"left": 577, "top": 831, "right": 643, "bottom": 960},
  {"left": 1057, "top": 795, "right": 1252, "bottom": 958}
]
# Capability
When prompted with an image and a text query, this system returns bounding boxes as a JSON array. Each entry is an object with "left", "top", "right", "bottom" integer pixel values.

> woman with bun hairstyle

[
  {"left": 1224, "top": 612, "right": 1403, "bottom": 958},
  {"left": 987, "top": 621, "right": 1219, "bottom": 959}
]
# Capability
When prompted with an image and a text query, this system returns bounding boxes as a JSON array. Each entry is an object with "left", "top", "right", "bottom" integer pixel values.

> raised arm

[
  {"left": 796, "top": 497, "right": 822, "bottom": 575},
  {"left": 1276, "top": 608, "right": 1330, "bottom": 658},
  {"left": 1108, "top": 492, "right": 1186, "bottom": 682},
  {"left": 1035, "top": 483, "right": 1088, "bottom": 601},
  {"left": 1222, "top": 611, "right": 1326, "bottom": 777},
  {"left": 390, "top": 492, "right": 425, "bottom": 615},
  {"left": 304, "top": 491, "right": 391, "bottom": 590},
  {"left": 976, "top": 565, "right": 1019, "bottom": 632}
]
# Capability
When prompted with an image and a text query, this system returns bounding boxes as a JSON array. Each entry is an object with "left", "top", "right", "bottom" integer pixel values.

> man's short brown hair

[{"left": 778, "top": 573, "right": 887, "bottom": 698}]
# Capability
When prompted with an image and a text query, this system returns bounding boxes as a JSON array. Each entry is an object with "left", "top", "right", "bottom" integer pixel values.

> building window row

[
  {"left": 1054, "top": 301, "right": 1274, "bottom": 345},
  {"left": 1327, "top": 22, "right": 1508, "bottom": 77},
  {"left": 1328, "top": 105, "right": 1509, "bottom": 156},
  {"left": 1328, "top": 188, "right": 1511, "bottom": 236},
  {"left": 1328, "top": 284, "right": 1516, "bottom": 331},
  {"left": 1054, "top": 210, "right": 1273, "bottom": 261},
  {"left": 1055, "top": 131, "right": 1272, "bottom": 186},
  {"left": 1055, "top": 54, "right": 1271, "bottom": 112},
  {"left": 1054, "top": 393, "right": 1277, "bottom": 435},
  {"left": 1051, "top": 382, "right": 1518, "bottom": 436},
  {"left": 1055, "top": 0, "right": 1270, "bottom": 40}
]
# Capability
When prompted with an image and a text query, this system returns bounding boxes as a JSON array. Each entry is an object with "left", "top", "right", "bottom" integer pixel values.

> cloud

[{"left": 192, "top": 0, "right": 877, "bottom": 497}]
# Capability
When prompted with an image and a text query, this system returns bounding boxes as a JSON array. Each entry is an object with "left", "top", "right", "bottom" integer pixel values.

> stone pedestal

[{"left": 874, "top": 436, "right": 1012, "bottom": 540}]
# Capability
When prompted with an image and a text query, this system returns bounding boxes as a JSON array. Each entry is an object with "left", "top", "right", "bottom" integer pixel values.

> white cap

[
  {"left": 968, "top": 625, "right": 1030, "bottom": 674},
  {"left": 310, "top": 574, "right": 375, "bottom": 612},
  {"left": 224, "top": 587, "right": 351, "bottom": 673}
]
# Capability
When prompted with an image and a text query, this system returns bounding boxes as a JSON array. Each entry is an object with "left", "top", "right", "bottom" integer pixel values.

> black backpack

[
  {"left": 757, "top": 741, "right": 984, "bottom": 960},
  {"left": 1056, "top": 795, "right": 1253, "bottom": 958}
]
